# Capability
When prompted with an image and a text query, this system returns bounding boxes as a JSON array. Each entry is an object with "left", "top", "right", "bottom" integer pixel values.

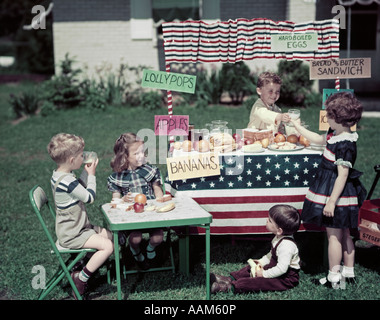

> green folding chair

[{"left": 29, "top": 185, "right": 96, "bottom": 300}]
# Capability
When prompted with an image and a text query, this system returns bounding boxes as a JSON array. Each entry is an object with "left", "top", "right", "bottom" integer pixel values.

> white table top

[{"left": 101, "top": 196, "right": 212, "bottom": 231}]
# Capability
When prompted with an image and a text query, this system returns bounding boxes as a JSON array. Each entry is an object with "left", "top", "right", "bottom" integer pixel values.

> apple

[
  {"left": 244, "top": 139, "right": 253, "bottom": 145},
  {"left": 274, "top": 133, "right": 286, "bottom": 143},
  {"left": 134, "top": 193, "right": 147, "bottom": 205},
  {"left": 232, "top": 133, "right": 241, "bottom": 142},
  {"left": 133, "top": 202, "right": 144, "bottom": 213},
  {"left": 237, "top": 140, "right": 244, "bottom": 149},
  {"left": 182, "top": 140, "right": 192, "bottom": 152},
  {"left": 193, "top": 140, "right": 199, "bottom": 151},
  {"left": 198, "top": 140, "right": 210, "bottom": 152},
  {"left": 287, "top": 134, "right": 299, "bottom": 144},
  {"left": 261, "top": 138, "right": 269, "bottom": 148},
  {"left": 299, "top": 135, "right": 310, "bottom": 147}
]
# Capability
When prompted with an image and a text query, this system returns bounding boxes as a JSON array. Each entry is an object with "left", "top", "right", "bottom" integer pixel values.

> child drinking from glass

[
  {"left": 47, "top": 133, "right": 114, "bottom": 298},
  {"left": 107, "top": 132, "right": 164, "bottom": 270},
  {"left": 291, "top": 91, "right": 367, "bottom": 288},
  {"left": 247, "top": 71, "right": 290, "bottom": 134},
  {"left": 210, "top": 204, "right": 301, "bottom": 294}
]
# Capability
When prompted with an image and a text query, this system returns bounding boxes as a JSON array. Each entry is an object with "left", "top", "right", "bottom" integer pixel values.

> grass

[{"left": 0, "top": 82, "right": 379, "bottom": 301}]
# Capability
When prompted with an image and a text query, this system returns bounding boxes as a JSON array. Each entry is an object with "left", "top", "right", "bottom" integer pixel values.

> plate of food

[
  {"left": 242, "top": 143, "right": 265, "bottom": 153},
  {"left": 268, "top": 142, "right": 304, "bottom": 152}
]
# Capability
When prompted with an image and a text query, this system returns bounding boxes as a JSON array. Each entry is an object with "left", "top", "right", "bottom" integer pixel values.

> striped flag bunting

[{"left": 163, "top": 18, "right": 340, "bottom": 63}]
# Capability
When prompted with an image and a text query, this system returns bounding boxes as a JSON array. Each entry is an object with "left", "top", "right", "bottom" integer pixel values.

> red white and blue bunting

[{"left": 163, "top": 18, "right": 340, "bottom": 63}]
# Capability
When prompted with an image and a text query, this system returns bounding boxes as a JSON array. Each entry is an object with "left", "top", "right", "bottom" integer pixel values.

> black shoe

[
  {"left": 210, "top": 273, "right": 232, "bottom": 285},
  {"left": 136, "top": 258, "right": 150, "bottom": 271},
  {"left": 118, "top": 231, "right": 127, "bottom": 246},
  {"left": 343, "top": 276, "right": 356, "bottom": 285}
]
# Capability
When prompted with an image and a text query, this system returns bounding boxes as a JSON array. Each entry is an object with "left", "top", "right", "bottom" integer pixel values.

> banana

[{"left": 156, "top": 202, "right": 175, "bottom": 213}]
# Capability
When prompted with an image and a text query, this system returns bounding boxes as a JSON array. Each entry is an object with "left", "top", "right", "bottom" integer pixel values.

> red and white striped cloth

[
  {"left": 163, "top": 18, "right": 340, "bottom": 63},
  {"left": 166, "top": 186, "right": 322, "bottom": 235}
]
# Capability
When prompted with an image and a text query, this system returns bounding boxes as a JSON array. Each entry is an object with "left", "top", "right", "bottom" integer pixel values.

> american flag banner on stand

[
  {"left": 162, "top": 18, "right": 340, "bottom": 63},
  {"left": 166, "top": 150, "right": 323, "bottom": 234}
]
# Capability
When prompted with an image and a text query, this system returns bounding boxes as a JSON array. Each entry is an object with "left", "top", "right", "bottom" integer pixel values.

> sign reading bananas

[{"left": 166, "top": 153, "right": 220, "bottom": 181}]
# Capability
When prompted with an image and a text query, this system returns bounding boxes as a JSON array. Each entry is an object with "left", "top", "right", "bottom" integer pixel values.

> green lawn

[{"left": 0, "top": 83, "right": 379, "bottom": 301}]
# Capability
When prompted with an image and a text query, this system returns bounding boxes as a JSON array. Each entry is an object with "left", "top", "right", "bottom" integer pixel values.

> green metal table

[{"left": 100, "top": 196, "right": 213, "bottom": 300}]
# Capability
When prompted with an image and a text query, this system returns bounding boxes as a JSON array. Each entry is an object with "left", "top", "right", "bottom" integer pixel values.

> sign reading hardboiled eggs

[{"left": 271, "top": 32, "right": 318, "bottom": 52}]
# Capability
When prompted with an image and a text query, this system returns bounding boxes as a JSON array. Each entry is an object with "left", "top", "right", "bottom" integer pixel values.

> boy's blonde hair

[
  {"left": 47, "top": 133, "right": 85, "bottom": 164},
  {"left": 257, "top": 71, "right": 282, "bottom": 88}
]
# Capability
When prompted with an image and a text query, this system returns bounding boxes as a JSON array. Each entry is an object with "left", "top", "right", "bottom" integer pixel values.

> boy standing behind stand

[{"left": 247, "top": 71, "right": 290, "bottom": 134}]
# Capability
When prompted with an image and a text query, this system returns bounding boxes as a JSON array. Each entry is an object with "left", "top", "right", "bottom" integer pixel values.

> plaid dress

[{"left": 107, "top": 164, "right": 161, "bottom": 200}]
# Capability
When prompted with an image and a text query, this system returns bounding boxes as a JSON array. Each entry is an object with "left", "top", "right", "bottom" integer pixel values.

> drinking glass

[
  {"left": 288, "top": 109, "right": 300, "bottom": 120},
  {"left": 83, "top": 151, "right": 98, "bottom": 164}
]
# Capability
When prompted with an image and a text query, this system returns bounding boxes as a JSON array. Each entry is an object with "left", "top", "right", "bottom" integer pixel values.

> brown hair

[
  {"left": 325, "top": 91, "right": 363, "bottom": 128},
  {"left": 269, "top": 204, "right": 300, "bottom": 235},
  {"left": 110, "top": 132, "right": 143, "bottom": 172},
  {"left": 257, "top": 71, "right": 282, "bottom": 88},
  {"left": 47, "top": 133, "right": 84, "bottom": 165}
]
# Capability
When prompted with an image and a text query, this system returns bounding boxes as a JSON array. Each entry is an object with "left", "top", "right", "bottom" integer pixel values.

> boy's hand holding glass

[{"left": 83, "top": 151, "right": 98, "bottom": 176}]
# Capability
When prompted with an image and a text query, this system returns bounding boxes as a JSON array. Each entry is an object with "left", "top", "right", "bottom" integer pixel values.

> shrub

[
  {"left": 277, "top": 60, "right": 315, "bottom": 107},
  {"left": 41, "top": 53, "right": 83, "bottom": 109},
  {"left": 139, "top": 90, "right": 164, "bottom": 110},
  {"left": 219, "top": 62, "right": 256, "bottom": 105},
  {"left": 9, "top": 87, "right": 40, "bottom": 118}
]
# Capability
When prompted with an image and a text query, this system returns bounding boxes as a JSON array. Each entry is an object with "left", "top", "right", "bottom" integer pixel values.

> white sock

[
  {"left": 342, "top": 266, "right": 355, "bottom": 278},
  {"left": 146, "top": 243, "right": 156, "bottom": 260},
  {"left": 130, "top": 246, "right": 144, "bottom": 262},
  {"left": 327, "top": 270, "right": 341, "bottom": 283}
]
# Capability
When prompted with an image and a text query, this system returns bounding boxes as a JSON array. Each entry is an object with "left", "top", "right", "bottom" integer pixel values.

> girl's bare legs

[{"left": 326, "top": 227, "right": 343, "bottom": 283}]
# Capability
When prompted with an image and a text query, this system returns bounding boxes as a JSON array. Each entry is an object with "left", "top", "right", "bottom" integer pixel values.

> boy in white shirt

[
  {"left": 247, "top": 71, "right": 290, "bottom": 134},
  {"left": 211, "top": 204, "right": 301, "bottom": 294}
]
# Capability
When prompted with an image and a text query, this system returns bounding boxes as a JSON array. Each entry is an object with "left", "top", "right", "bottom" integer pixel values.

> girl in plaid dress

[{"left": 107, "top": 132, "right": 164, "bottom": 270}]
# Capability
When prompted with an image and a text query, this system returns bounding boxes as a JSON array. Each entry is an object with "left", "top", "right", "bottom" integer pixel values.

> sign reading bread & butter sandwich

[
  {"left": 167, "top": 153, "right": 220, "bottom": 181},
  {"left": 310, "top": 58, "right": 371, "bottom": 80},
  {"left": 142, "top": 69, "right": 196, "bottom": 94}
]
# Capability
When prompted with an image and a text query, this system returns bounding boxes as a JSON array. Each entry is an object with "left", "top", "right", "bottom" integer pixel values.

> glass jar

[{"left": 211, "top": 120, "right": 228, "bottom": 135}]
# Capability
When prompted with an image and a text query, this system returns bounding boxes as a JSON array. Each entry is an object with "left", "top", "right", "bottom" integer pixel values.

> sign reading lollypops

[
  {"left": 271, "top": 33, "right": 318, "bottom": 52},
  {"left": 142, "top": 69, "right": 196, "bottom": 94},
  {"left": 310, "top": 58, "right": 371, "bottom": 79},
  {"left": 166, "top": 153, "right": 220, "bottom": 181}
]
